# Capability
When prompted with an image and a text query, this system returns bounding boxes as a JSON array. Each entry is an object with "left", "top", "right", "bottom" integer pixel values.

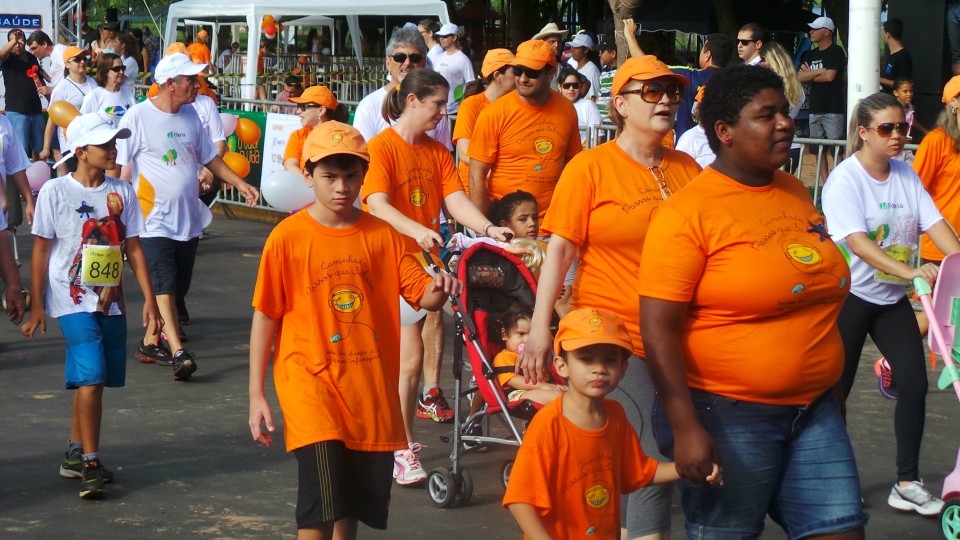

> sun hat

[
  {"left": 532, "top": 22, "right": 568, "bottom": 41},
  {"left": 54, "top": 113, "right": 131, "bottom": 168},
  {"left": 301, "top": 121, "right": 369, "bottom": 168}
]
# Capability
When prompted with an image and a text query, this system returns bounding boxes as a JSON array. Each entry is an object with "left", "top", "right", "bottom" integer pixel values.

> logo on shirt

[
  {"left": 785, "top": 243, "right": 822, "bottom": 265},
  {"left": 166, "top": 131, "right": 187, "bottom": 139},
  {"left": 410, "top": 189, "right": 427, "bottom": 207},
  {"left": 584, "top": 484, "right": 610, "bottom": 509},
  {"left": 105, "top": 106, "right": 127, "bottom": 118},
  {"left": 328, "top": 283, "right": 377, "bottom": 344},
  {"left": 878, "top": 202, "right": 904, "bottom": 210},
  {"left": 162, "top": 148, "right": 178, "bottom": 166},
  {"left": 533, "top": 136, "right": 554, "bottom": 155}
]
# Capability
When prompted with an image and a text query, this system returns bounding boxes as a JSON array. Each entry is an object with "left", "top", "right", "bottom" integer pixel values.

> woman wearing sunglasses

[
  {"left": 823, "top": 92, "right": 960, "bottom": 517},
  {"left": 558, "top": 66, "right": 601, "bottom": 145},
  {"left": 640, "top": 65, "right": 866, "bottom": 537},
  {"left": 81, "top": 53, "right": 135, "bottom": 129},
  {"left": 41, "top": 46, "right": 98, "bottom": 175},
  {"left": 282, "top": 85, "right": 347, "bottom": 174},
  {"left": 518, "top": 56, "right": 700, "bottom": 540}
]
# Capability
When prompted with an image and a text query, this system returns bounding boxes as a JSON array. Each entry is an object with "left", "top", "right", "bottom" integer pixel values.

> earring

[{"left": 724, "top": 136, "right": 731, "bottom": 144}]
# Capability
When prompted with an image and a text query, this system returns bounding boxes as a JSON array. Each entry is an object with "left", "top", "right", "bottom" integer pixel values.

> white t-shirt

[
  {"left": 427, "top": 43, "right": 444, "bottom": 70},
  {"left": 575, "top": 60, "right": 602, "bottom": 100},
  {"left": 116, "top": 100, "right": 218, "bottom": 240},
  {"left": 120, "top": 55, "right": 139, "bottom": 94},
  {"left": 80, "top": 87, "right": 136, "bottom": 129},
  {"left": 0, "top": 113, "right": 31, "bottom": 189},
  {"left": 573, "top": 98, "right": 602, "bottom": 143},
  {"left": 47, "top": 43, "right": 68, "bottom": 87},
  {"left": 434, "top": 49, "right": 475, "bottom": 114},
  {"left": 31, "top": 175, "right": 145, "bottom": 318},
  {"left": 675, "top": 125, "right": 716, "bottom": 168},
  {"left": 352, "top": 86, "right": 452, "bottom": 150},
  {"left": 192, "top": 94, "right": 226, "bottom": 143},
  {"left": 217, "top": 49, "right": 232, "bottom": 69},
  {"left": 823, "top": 155, "right": 943, "bottom": 305},
  {"left": 50, "top": 77, "right": 98, "bottom": 149}
]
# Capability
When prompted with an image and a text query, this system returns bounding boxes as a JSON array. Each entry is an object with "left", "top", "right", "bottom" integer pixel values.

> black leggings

[{"left": 838, "top": 294, "right": 928, "bottom": 481}]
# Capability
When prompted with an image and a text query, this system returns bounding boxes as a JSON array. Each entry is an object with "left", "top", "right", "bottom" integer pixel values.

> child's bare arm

[
  {"left": 249, "top": 310, "right": 279, "bottom": 445},
  {"left": 21, "top": 236, "right": 52, "bottom": 339},
  {"left": 418, "top": 272, "right": 462, "bottom": 311},
  {"left": 124, "top": 236, "right": 162, "bottom": 333},
  {"left": 652, "top": 461, "right": 721, "bottom": 486},
  {"left": 504, "top": 375, "right": 566, "bottom": 392},
  {"left": 507, "top": 503, "right": 552, "bottom": 540}
]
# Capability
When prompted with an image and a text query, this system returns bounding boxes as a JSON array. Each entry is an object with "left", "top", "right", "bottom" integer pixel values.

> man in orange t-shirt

[
  {"left": 468, "top": 39, "right": 581, "bottom": 218},
  {"left": 188, "top": 30, "right": 212, "bottom": 71}
]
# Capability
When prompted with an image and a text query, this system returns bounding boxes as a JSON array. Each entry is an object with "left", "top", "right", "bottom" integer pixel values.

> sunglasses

[
  {"left": 391, "top": 52, "right": 424, "bottom": 64},
  {"left": 296, "top": 103, "right": 322, "bottom": 111},
  {"left": 511, "top": 66, "right": 547, "bottom": 79},
  {"left": 107, "top": 66, "right": 124, "bottom": 73},
  {"left": 619, "top": 82, "right": 684, "bottom": 105},
  {"left": 561, "top": 82, "right": 581, "bottom": 90},
  {"left": 648, "top": 166, "right": 673, "bottom": 200},
  {"left": 868, "top": 122, "right": 910, "bottom": 137},
  {"left": 738, "top": 39, "right": 759, "bottom": 46},
  {"left": 69, "top": 56, "right": 90, "bottom": 64}
]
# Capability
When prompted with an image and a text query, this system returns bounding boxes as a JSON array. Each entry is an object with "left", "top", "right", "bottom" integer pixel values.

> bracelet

[{"left": 482, "top": 222, "right": 494, "bottom": 236}]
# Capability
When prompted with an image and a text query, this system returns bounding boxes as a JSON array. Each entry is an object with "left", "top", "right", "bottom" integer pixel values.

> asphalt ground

[{"left": 1, "top": 213, "right": 958, "bottom": 539}]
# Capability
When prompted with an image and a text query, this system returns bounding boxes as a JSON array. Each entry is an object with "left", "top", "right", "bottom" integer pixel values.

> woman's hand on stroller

[
  {"left": 485, "top": 226, "right": 514, "bottom": 242},
  {"left": 913, "top": 262, "right": 940, "bottom": 285},
  {"left": 416, "top": 227, "right": 444, "bottom": 251},
  {"left": 517, "top": 323, "right": 554, "bottom": 384}
]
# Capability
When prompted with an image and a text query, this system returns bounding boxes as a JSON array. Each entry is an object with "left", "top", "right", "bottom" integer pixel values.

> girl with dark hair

[
  {"left": 640, "top": 64, "right": 866, "bottom": 538},
  {"left": 558, "top": 65, "right": 601, "bottom": 144},
  {"left": 362, "top": 68, "right": 512, "bottom": 486},
  {"left": 824, "top": 91, "right": 960, "bottom": 517}
]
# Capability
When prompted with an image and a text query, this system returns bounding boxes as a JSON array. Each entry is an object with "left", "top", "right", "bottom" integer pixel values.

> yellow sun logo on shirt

[
  {"left": 410, "top": 189, "right": 427, "bottom": 206},
  {"left": 785, "top": 243, "right": 822, "bottom": 265},
  {"left": 533, "top": 137, "right": 554, "bottom": 154},
  {"left": 329, "top": 285, "right": 363, "bottom": 313},
  {"left": 584, "top": 485, "right": 610, "bottom": 509}
]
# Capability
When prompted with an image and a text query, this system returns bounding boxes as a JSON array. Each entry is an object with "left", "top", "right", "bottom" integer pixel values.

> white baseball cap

[
  {"left": 155, "top": 53, "right": 206, "bottom": 84},
  {"left": 54, "top": 113, "right": 131, "bottom": 168},
  {"left": 435, "top": 23, "right": 460, "bottom": 37},
  {"left": 808, "top": 16, "right": 836, "bottom": 32},
  {"left": 566, "top": 33, "right": 594, "bottom": 49}
]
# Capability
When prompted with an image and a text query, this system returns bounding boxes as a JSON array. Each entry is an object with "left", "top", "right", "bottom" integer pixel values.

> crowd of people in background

[{"left": 5, "top": 7, "right": 960, "bottom": 540}]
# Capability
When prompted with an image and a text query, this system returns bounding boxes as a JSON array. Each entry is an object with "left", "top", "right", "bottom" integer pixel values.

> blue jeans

[
  {"left": 948, "top": 1, "right": 960, "bottom": 64},
  {"left": 653, "top": 390, "right": 868, "bottom": 539},
  {"left": 5, "top": 111, "right": 44, "bottom": 155}
]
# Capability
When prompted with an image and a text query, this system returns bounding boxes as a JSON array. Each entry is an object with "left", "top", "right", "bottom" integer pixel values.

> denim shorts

[
  {"left": 6, "top": 111, "right": 44, "bottom": 155},
  {"left": 59, "top": 312, "right": 127, "bottom": 389},
  {"left": 653, "top": 389, "right": 868, "bottom": 539}
]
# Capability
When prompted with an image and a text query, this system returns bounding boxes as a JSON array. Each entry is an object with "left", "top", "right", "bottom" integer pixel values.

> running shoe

[
  {"left": 874, "top": 357, "right": 899, "bottom": 400},
  {"left": 393, "top": 443, "right": 427, "bottom": 485},
  {"left": 79, "top": 460, "right": 107, "bottom": 499},
  {"left": 416, "top": 387, "right": 455, "bottom": 423},
  {"left": 888, "top": 480, "right": 944, "bottom": 516},
  {"left": 60, "top": 448, "right": 114, "bottom": 483},
  {"left": 136, "top": 341, "right": 173, "bottom": 366},
  {"left": 173, "top": 349, "right": 198, "bottom": 381}
]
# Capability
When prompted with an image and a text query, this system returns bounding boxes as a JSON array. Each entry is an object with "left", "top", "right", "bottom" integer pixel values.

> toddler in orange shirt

[
  {"left": 503, "top": 308, "right": 721, "bottom": 539},
  {"left": 492, "top": 305, "right": 566, "bottom": 405}
]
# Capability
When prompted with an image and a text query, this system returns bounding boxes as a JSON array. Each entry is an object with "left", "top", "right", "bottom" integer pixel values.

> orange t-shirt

[
  {"left": 502, "top": 396, "right": 658, "bottom": 539},
  {"left": 252, "top": 211, "right": 431, "bottom": 452},
  {"left": 638, "top": 167, "right": 850, "bottom": 405},
  {"left": 493, "top": 349, "right": 519, "bottom": 388},
  {"left": 542, "top": 142, "right": 701, "bottom": 357},
  {"left": 913, "top": 128, "right": 960, "bottom": 262},
  {"left": 188, "top": 42, "right": 211, "bottom": 66},
  {"left": 362, "top": 127, "right": 464, "bottom": 252},
  {"left": 283, "top": 125, "right": 312, "bottom": 165},
  {"left": 452, "top": 92, "right": 490, "bottom": 193},
  {"left": 468, "top": 91, "right": 582, "bottom": 219}
]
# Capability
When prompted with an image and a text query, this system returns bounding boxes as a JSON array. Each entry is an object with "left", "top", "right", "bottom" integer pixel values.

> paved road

[{"left": 0, "top": 214, "right": 954, "bottom": 539}]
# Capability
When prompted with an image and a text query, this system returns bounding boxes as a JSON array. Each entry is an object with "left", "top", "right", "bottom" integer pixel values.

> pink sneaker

[
  {"left": 393, "top": 443, "right": 427, "bottom": 485},
  {"left": 873, "top": 357, "right": 898, "bottom": 400}
]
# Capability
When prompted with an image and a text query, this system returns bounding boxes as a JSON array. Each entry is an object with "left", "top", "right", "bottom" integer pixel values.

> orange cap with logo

[
  {"left": 289, "top": 85, "right": 339, "bottom": 109},
  {"left": 62, "top": 46, "right": 89, "bottom": 64},
  {"left": 944, "top": 76, "right": 960, "bottom": 104},
  {"left": 481, "top": 49, "right": 516, "bottom": 78},
  {"left": 514, "top": 39, "right": 557, "bottom": 70},
  {"left": 300, "top": 121, "right": 369, "bottom": 168},
  {"left": 612, "top": 56, "right": 690, "bottom": 96},
  {"left": 553, "top": 307, "right": 633, "bottom": 356}
]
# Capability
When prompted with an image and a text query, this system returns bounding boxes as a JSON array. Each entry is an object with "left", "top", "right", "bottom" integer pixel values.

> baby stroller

[{"left": 423, "top": 242, "right": 546, "bottom": 508}]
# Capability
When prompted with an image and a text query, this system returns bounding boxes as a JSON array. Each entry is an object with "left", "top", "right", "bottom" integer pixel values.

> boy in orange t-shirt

[
  {"left": 248, "top": 121, "right": 462, "bottom": 539},
  {"left": 503, "top": 308, "right": 720, "bottom": 539}
]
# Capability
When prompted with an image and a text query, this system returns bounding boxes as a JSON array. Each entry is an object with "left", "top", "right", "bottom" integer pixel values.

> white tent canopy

[{"left": 164, "top": 0, "right": 451, "bottom": 98}]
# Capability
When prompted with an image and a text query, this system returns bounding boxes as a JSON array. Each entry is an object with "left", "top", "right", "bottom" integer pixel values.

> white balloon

[
  {"left": 400, "top": 295, "right": 427, "bottom": 326},
  {"left": 198, "top": 200, "right": 213, "bottom": 229},
  {"left": 220, "top": 113, "right": 238, "bottom": 137},
  {"left": 262, "top": 170, "right": 315, "bottom": 212},
  {"left": 26, "top": 161, "right": 51, "bottom": 191}
]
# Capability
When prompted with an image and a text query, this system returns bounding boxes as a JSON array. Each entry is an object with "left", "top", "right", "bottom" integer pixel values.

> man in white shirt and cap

[{"left": 433, "top": 22, "right": 475, "bottom": 115}]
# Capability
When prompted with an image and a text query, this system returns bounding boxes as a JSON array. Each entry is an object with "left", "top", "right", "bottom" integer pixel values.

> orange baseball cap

[
  {"left": 553, "top": 308, "right": 633, "bottom": 356},
  {"left": 197, "top": 29, "right": 209, "bottom": 38},
  {"left": 62, "top": 46, "right": 89, "bottom": 63},
  {"left": 301, "top": 121, "right": 369, "bottom": 168},
  {"left": 481, "top": 48, "right": 515, "bottom": 78},
  {"left": 289, "top": 85, "right": 338, "bottom": 109},
  {"left": 611, "top": 56, "right": 690, "bottom": 96},
  {"left": 944, "top": 76, "right": 960, "bottom": 104},
  {"left": 514, "top": 39, "right": 557, "bottom": 70},
  {"left": 166, "top": 42, "right": 189, "bottom": 56}
]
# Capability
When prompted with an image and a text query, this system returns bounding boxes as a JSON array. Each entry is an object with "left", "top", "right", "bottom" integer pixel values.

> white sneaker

[
  {"left": 393, "top": 442, "right": 427, "bottom": 485},
  {"left": 888, "top": 480, "right": 944, "bottom": 516}
]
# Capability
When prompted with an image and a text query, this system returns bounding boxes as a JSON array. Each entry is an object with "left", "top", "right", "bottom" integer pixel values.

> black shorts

[
  {"left": 293, "top": 441, "right": 393, "bottom": 530},
  {"left": 140, "top": 236, "right": 199, "bottom": 296}
]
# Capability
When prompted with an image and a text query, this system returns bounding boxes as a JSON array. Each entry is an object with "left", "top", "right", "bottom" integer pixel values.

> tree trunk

[
  {"left": 823, "top": 0, "right": 850, "bottom": 49},
  {"left": 711, "top": 0, "right": 738, "bottom": 36},
  {"left": 608, "top": 0, "right": 643, "bottom": 66}
]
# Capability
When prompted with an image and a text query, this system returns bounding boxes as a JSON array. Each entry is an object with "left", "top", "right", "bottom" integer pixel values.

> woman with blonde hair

[{"left": 760, "top": 41, "right": 805, "bottom": 170}]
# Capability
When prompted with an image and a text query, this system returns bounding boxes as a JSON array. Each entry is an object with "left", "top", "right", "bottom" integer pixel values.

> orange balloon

[
  {"left": 235, "top": 118, "right": 261, "bottom": 145},
  {"left": 223, "top": 152, "right": 250, "bottom": 178},
  {"left": 262, "top": 15, "right": 275, "bottom": 25},
  {"left": 49, "top": 100, "right": 81, "bottom": 129}
]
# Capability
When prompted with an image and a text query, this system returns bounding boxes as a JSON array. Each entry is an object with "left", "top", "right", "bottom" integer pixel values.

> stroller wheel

[
  {"left": 500, "top": 460, "right": 514, "bottom": 491},
  {"left": 454, "top": 468, "right": 473, "bottom": 506},
  {"left": 426, "top": 467, "right": 458, "bottom": 508},
  {"left": 943, "top": 498, "right": 960, "bottom": 539}
]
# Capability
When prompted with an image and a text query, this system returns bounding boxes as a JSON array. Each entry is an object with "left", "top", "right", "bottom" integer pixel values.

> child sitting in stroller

[{"left": 493, "top": 305, "right": 567, "bottom": 405}]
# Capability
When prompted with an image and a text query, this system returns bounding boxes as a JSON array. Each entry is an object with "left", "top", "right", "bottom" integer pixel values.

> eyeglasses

[
  {"left": 296, "top": 103, "right": 322, "bottom": 111},
  {"left": 619, "top": 82, "right": 684, "bottom": 104},
  {"left": 69, "top": 56, "right": 89, "bottom": 64},
  {"left": 648, "top": 166, "right": 672, "bottom": 200},
  {"left": 868, "top": 122, "right": 910, "bottom": 137},
  {"left": 511, "top": 66, "right": 547, "bottom": 79},
  {"left": 738, "top": 39, "right": 759, "bottom": 46},
  {"left": 108, "top": 66, "right": 124, "bottom": 73},
  {"left": 391, "top": 52, "right": 424, "bottom": 64},
  {"left": 561, "top": 82, "right": 581, "bottom": 90}
]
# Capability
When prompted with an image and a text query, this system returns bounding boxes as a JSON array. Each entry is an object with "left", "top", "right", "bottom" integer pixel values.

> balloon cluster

[{"left": 261, "top": 15, "right": 283, "bottom": 39}]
